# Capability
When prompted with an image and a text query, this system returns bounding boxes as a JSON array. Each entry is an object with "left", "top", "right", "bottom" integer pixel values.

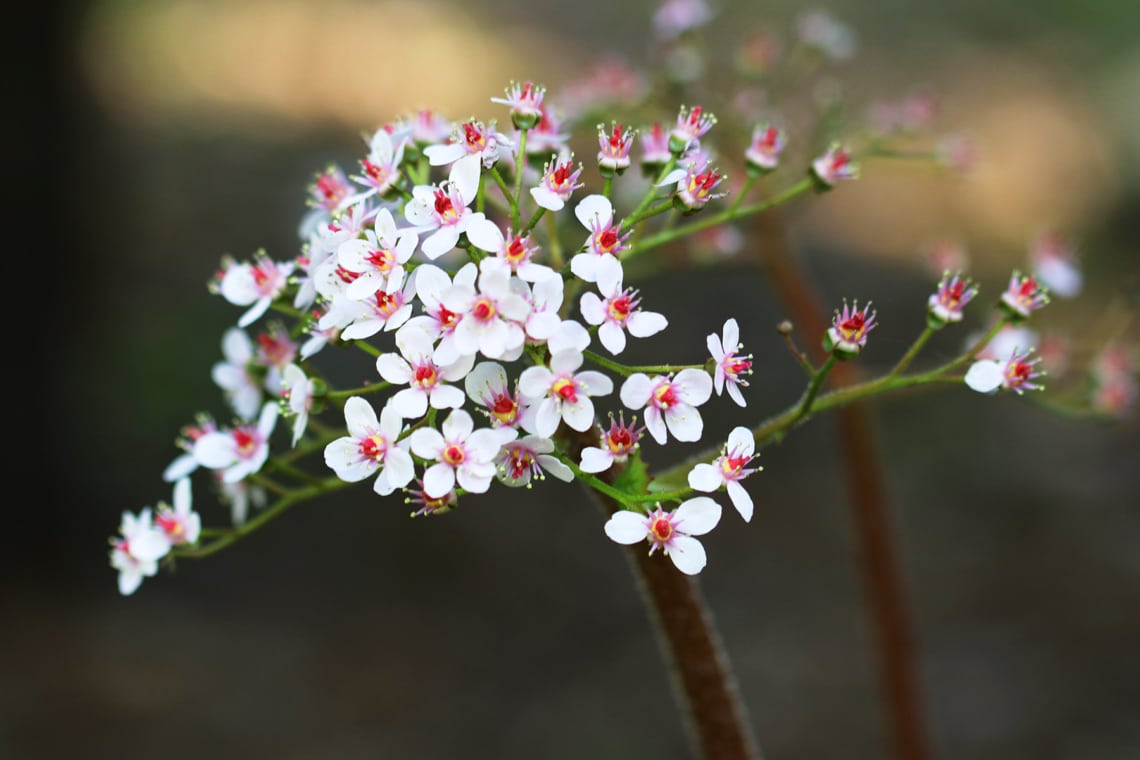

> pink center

[
  {"left": 472, "top": 298, "right": 496, "bottom": 321},
  {"left": 596, "top": 228, "right": 618, "bottom": 254},
  {"left": 366, "top": 248, "right": 395, "bottom": 272},
  {"left": 552, "top": 377, "right": 578, "bottom": 403},
  {"left": 606, "top": 428, "right": 633, "bottom": 454},
  {"left": 838, "top": 314, "right": 866, "bottom": 341},
  {"left": 434, "top": 189, "right": 458, "bottom": 223},
  {"left": 491, "top": 394, "right": 518, "bottom": 424},
  {"left": 233, "top": 429, "right": 257, "bottom": 457},
  {"left": 437, "top": 306, "right": 460, "bottom": 331},
  {"left": 443, "top": 444, "right": 466, "bottom": 465},
  {"left": 721, "top": 453, "right": 749, "bottom": 479},
  {"left": 608, "top": 294, "right": 631, "bottom": 322},
  {"left": 413, "top": 364, "right": 438, "bottom": 388},
  {"left": 360, "top": 434, "right": 388, "bottom": 462},
  {"left": 506, "top": 237, "right": 528, "bottom": 265},
  {"left": 653, "top": 382, "right": 678, "bottom": 409},
  {"left": 651, "top": 517, "right": 673, "bottom": 542},
  {"left": 462, "top": 122, "right": 486, "bottom": 150}
]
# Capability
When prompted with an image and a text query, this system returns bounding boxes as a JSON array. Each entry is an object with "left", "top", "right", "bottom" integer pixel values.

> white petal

[
  {"left": 674, "top": 496, "right": 722, "bottom": 535},
  {"left": 687, "top": 463, "right": 722, "bottom": 492},
  {"left": 451, "top": 154, "right": 482, "bottom": 204},
  {"left": 390, "top": 387, "right": 429, "bottom": 419},
  {"left": 538, "top": 455, "right": 574, "bottom": 482},
  {"left": 518, "top": 366, "right": 553, "bottom": 401},
  {"left": 422, "top": 462, "right": 456, "bottom": 498},
  {"left": 579, "top": 447, "right": 615, "bottom": 474},
  {"left": 664, "top": 404, "right": 703, "bottom": 442},
  {"left": 573, "top": 371, "right": 613, "bottom": 397},
  {"left": 465, "top": 217, "right": 504, "bottom": 253},
  {"left": 441, "top": 408, "right": 475, "bottom": 439},
  {"left": 344, "top": 396, "right": 380, "bottom": 436},
  {"left": 721, "top": 318, "right": 739, "bottom": 350},
  {"left": 674, "top": 368, "right": 713, "bottom": 405},
  {"left": 604, "top": 511, "right": 649, "bottom": 544},
  {"left": 409, "top": 427, "right": 445, "bottom": 459},
  {"left": 534, "top": 398, "right": 562, "bottom": 437},
  {"left": 627, "top": 311, "right": 668, "bottom": 338},
  {"left": 964, "top": 360, "right": 1004, "bottom": 394},
  {"left": 550, "top": 349, "right": 584, "bottom": 376},
  {"left": 620, "top": 373, "right": 654, "bottom": 409},
  {"left": 579, "top": 292, "right": 606, "bottom": 326},
  {"left": 727, "top": 426, "right": 754, "bottom": 455},
  {"left": 726, "top": 481, "right": 754, "bottom": 522},
  {"left": 422, "top": 228, "right": 460, "bottom": 260},
  {"left": 667, "top": 535, "right": 708, "bottom": 575},
  {"left": 192, "top": 433, "right": 235, "bottom": 468},
  {"left": 574, "top": 194, "right": 613, "bottom": 229},
  {"left": 429, "top": 384, "right": 466, "bottom": 410},
  {"left": 561, "top": 397, "right": 595, "bottom": 431},
  {"left": 644, "top": 407, "right": 667, "bottom": 445},
  {"left": 530, "top": 186, "right": 565, "bottom": 211},
  {"left": 381, "top": 448, "right": 415, "bottom": 491},
  {"left": 598, "top": 321, "right": 627, "bottom": 354}
]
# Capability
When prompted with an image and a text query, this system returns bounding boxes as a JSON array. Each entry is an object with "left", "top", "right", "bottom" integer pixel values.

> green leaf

[{"left": 611, "top": 451, "right": 650, "bottom": 496}]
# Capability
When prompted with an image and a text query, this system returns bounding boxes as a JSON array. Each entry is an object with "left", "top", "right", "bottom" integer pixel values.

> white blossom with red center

[
  {"left": 496, "top": 434, "right": 573, "bottom": 487},
  {"left": 154, "top": 477, "right": 201, "bottom": 547},
  {"left": 530, "top": 153, "right": 585, "bottom": 212},
  {"left": 376, "top": 330, "right": 474, "bottom": 420},
  {"left": 211, "top": 327, "right": 264, "bottom": 420},
  {"left": 999, "top": 271, "right": 1051, "bottom": 320},
  {"left": 810, "top": 143, "right": 859, "bottom": 188},
  {"left": 707, "top": 317, "right": 752, "bottom": 407},
  {"left": 109, "top": 508, "right": 172, "bottom": 596},
  {"left": 927, "top": 271, "right": 978, "bottom": 326},
  {"left": 323, "top": 397, "right": 415, "bottom": 496},
  {"left": 597, "top": 122, "right": 636, "bottom": 174},
  {"left": 337, "top": 208, "right": 418, "bottom": 300},
  {"left": 1029, "top": 231, "right": 1082, "bottom": 298},
  {"left": 826, "top": 300, "right": 877, "bottom": 358},
  {"left": 572, "top": 194, "right": 630, "bottom": 284},
  {"left": 579, "top": 411, "right": 645, "bottom": 473},
  {"left": 465, "top": 361, "right": 523, "bottom": 429},
  {"left": 604, "top": 497, "right": 723, "bottom": 575},
  {"left": 439, "top": 266, "right": 530, "bottom": 361},
  {"left": 687, "top": 426, "right": 761, "bottom": 522},
  {"left": 672, "top": 155, "right": 727, "bottom": 212},
  {"left": 744, "top": 123, "right": 786, "bottom": 173},
  {"left": 349, "top": 127, "right": 407, "bottom": 203},
  {"left": 466, "top": 220, "right": 555, "bottom": 283},
  {"left": 320, "top": 274, "right": 415, "bottom": 341},
  {"left": 424, "top": 119, "right": 511, "bottom": 169},
  {"left": 404, "top": 154, "right": 485, "bottom": 259},
  {"left": 409, "top": 408, "right": 518, "bottom": 498},
  {"left": 518, "top": 349, "right": 614, "bottom": 437},
  {"left": 400, "top": 262, "right": 478, "bottom": 366},
  {"left": 668, "top": 105, "right": 716, "bottom": 155},
  {"left": 294, "top": 202, "right": 372, "bottom": 311},
  {"left": 620, "top": 369, "right": 713, "bottom": 444},
  {"left": 281, "top": 363, "right": 315, "bottom": 446},
  {"left": 579, "top": 265, "right": 668, "bottom": 355},
  {"left": 192, "top": 401, "right": 279, "bottom": 484},
  {"left": 965, "top": 347, "right": 1046, "bottom": 396},
  {"left": 218, "top": 251, "right": 295, "bottom": 328},
  {"left": 491, "top": 80, "right": 546, "bottom": 129}
]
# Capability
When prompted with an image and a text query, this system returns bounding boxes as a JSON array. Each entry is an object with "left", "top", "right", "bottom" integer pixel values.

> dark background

[{"left": 10, "top": 0, "right": 1140, "bottom": 758}]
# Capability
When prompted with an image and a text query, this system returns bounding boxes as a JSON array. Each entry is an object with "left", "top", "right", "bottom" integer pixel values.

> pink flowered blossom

[
  {"left": 323, "top": 397, "right": 415, "bottom": 496},
  {"left": 580, "top": 412, "right": 645, "bottom": 474},
  {"left": 597, "top": 122, "right": 635, "bottom": 175},
  {"left": 491, "top": 80, "right": 546, "bottom": 130},
  {"left": 376, "top": 330, "right": 474, "bottom": 420},
  {"left": 572, "top": 194, "right": 630, "bottom": 284},
  {"left": 579, "top": 266, "right": 668, "bottom": 355},
  {"left": 687, "top": 426, "right": 760, "bottom": 521},
  {"left": 825, "top": 300, "right": 877, "bottom": 358},
  {"left": 707, "top": 318, "right": 751, "bottom": 407},
  {"left": 965, "top": 347, "right": 1045, "bottom": 395},
  {"left": 192, "top": 402, "right": 279, "bottom": 484},
  {"left": 518, "top": 349, "right": 614, "bottom": 437},
  {"left": 404, "top": 154, "right": 485, "bottom": 259},
  {"left": 604, "top": 498, "right": 723, "bottom": 575},
  {"left": 530, "top": 154, "right": 585, "bottom": 212},
  {"left": 217, "top": 251, "right": 295, "bottom": 328},
  {"left": 744, "top": 124, "right": 786, "bottom": 173},
  {"left": 496, "top": 435, "right": 573, "bottom": 487},
  {"left": 927, "top": 271, "right": 978, "bottom": 326},
  {"left": 620, "top": 369, "right": 713, "bottom": 444},
  {"left": 810, "top": 143, "right": 859, "bottom": 189},
  {"left": 669, "top": 105, "right": 716, "bottom": 155},
  {"left": 409, "top": 409, "right": 518, "bottom": 498},
  {"left": 999, "top": 271, "right": 1050, "bottom": 320}
]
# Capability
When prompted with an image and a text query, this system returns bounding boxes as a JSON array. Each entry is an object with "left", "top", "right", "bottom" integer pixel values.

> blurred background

[{"left": 11, "top": 0, "right": 1140, "bottom": 757}]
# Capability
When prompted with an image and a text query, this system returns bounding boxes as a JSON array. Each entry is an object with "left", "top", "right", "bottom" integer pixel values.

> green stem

[
  {"left": 582, "top": 349, "right": 704, "bottom": 378},
  {"left": 173, "top": 477, "right": 348, "bottom": 559},
  {"left": 728, "top": 174, "right": 757, "bottom": 214},
  {"left": 630, "top": 177, "right": 813, "bottom": 261},
  {"left": 489, "top": 166, "right": 516, "bottom": 220},
  {"left": 888, "top": 326, "right": 935, "bottom": 377},
  {"left": 512, "top": 129, "right": 529, "bottom": 229},
  {"left": 326, "top": 381, "right": 391, "bottom": 400},
  {"left": 625, "top": 157, "right": 677, "bottom": 226},
  {"left": 797, "top": 354, "right": 838, "bottom": 419}
]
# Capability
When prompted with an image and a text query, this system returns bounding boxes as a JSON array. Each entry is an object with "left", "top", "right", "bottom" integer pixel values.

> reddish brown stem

[{"left": 751, "top": 212, "right": 932, "bottom": 760}]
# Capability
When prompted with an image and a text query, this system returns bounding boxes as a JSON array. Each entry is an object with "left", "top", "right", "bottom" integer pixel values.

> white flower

[
  {"left": 687, "top": 426, "right": 760, "bottom": 521},
  {"left": 440, "top": 265, "right": 530, "bottom": 360},
  {"left": 496, "top": 435, "right": 574, "bottom": 487},
  {"left": 620, "top": 369, "right": 713, "bottom": 444},
  {"left": 571, "top": 194, "right": 628, "bottom": 284},
  {"left": 337, "top": 207, "right": 418, "bottom": 300},
  {"left": 707, "top": 318, "right": 752, "bottom": 407},
  {"left": 348, "top": 127, "right": 408, "bottom": 203},
  {"left": 529, "top": 154, "right": 584, "bottom": 212},
  {"left": 579, "top": 266, "right": 667, "bottom": 355},
  {"left": 400, "top": 262, "right": 478, "bottom": 366},
  {"left": 192, "top": 402, "right": 279, "bottom": 483},
  {"left": 409, "top": 409, "right": 518, "bottom": 498},
  {"left": 518, "top": 350, "right": 614, "bottom": 437},
  {"left": 218, "top": 251, "right": 295, "bottom": 328},
  {"left": 465, "top": 361, "right": 523, "bottom": 428},
  {"left": 404, "top": 154, "right": 485, "bottom": 259},
  {"left": 604, "top": 497, "right": 723, "bottom": 575},
  {"left": 376, "top": 330, "right": 474, "bottom": 420},
  {"left": 109, "top": 508, "right": 172, "bottom": 596},
  {"left": 319, "top": 274, "right": 415, "bottom": 341},
  {"left": 154, "top": 477, "right": 201, "bottom": 546},
  {"left": 323, "top": 397, "right": 415, "bottom": 496},
  {"left": 466, "top": 223, "right": 555, "bottom": 283}
]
